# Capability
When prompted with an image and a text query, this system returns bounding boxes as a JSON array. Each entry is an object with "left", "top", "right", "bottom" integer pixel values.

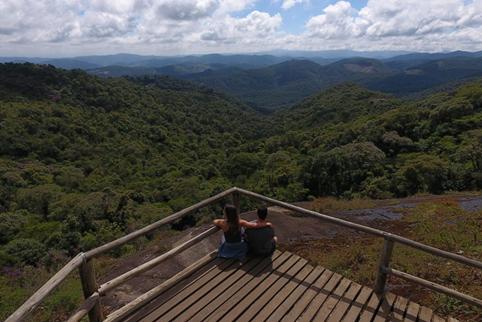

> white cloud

[
  {"left": 304, "top": 0, "right": 482, "bottom": 51},
  {"left": 200, "top": 11, "right": 282, "bottom": 43},
  {"left": 306, "top": 1, "right": 364, "bottom": 39},
  {"left": 280, "top": 0, "right": 308, "bottom": 10},
  {"left": 156, "top": 0, "right": 220, "bottom": 21},
  {"left": 0, "top": 0, "right": 481, "bottom": 55},
  {"left": 0, "top": 0, "right": 271, "bottom": 55},
  {"left": 217, "top": 0, "right": 257, "bottom": 13}
]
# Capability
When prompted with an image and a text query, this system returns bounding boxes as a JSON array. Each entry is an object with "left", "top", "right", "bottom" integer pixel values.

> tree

[
  {"left": 16, "top": 184, "right": 63, "bottom": 219},
  {"left": 4, "top": 238, "right": 46, "bottom": 266},
  {"left": 264, "top": 151, "right": 301, "bottom": 193},
  {"left": 0, "top": 211, "right": 27, "bottom": 244},
  {"left": 226, "top": 152, "right": 262, "bottom": 180},
  {"left": 395, "top": 154, "right": 448, "bottom": 195},
  {"left": 309, "top": 142, "right": 386, "bottom": 196},
  {"left": 379, "top": 131, "right": 414, "bottom": 156}
]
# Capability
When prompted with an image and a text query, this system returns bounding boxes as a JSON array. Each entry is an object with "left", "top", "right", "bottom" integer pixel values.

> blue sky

[
  {"left": 0, "top": 0, "right": 481, "bottom": 56},
  {"left": 233, "top": 1, "right": 368, "bottom": 34}
]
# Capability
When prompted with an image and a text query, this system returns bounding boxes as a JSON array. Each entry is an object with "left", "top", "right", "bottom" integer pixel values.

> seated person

[
  {"left": 245, "top": 207, "right": 277, "bottom": 256},
  {"left": 213, "top": 204, "right": 270, "bottom": 261}
]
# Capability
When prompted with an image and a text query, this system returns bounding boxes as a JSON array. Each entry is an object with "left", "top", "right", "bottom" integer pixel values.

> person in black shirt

[{"left": 245, "top": 207, "right": 277, "bottom": 256}]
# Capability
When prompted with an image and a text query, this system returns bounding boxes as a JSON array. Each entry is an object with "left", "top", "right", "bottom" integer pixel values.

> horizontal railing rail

[{"left": 6, "top": 187, "right": 482, "bottom": 322}]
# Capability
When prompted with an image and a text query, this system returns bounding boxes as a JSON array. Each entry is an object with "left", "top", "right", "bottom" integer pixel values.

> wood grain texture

[{"left": 112, "top": 252, "right": 462, "bottom": 322}]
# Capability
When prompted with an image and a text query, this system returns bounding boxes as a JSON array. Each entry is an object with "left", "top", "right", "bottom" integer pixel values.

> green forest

[{"left": 0, "top": 63, "right": 481, "bottom": 318}]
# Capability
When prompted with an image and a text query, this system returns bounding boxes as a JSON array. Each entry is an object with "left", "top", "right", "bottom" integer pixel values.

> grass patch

[
  {"left": 0, "top": 266, "right": 83, "bottom": 321},
  {"left": 284, "top": 198, "right": 482, "bottom": 320}
]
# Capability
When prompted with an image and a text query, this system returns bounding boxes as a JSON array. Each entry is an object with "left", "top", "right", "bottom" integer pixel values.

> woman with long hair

[{"left": 213, "top": 204, "right": 270, "bottom": 261}]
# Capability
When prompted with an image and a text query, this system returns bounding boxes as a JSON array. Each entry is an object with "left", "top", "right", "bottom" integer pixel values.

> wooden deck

[{"left": 115, "top": 250, "right": 456, "bottom": 322}]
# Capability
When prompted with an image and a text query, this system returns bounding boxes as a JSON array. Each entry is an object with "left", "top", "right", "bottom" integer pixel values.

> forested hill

[
  {"left": 182, "top": 58, "right": 392, "bottom": 110},
  {"left": 274, "top": 83, "right": 401, "bottom": 128},
  {"left": 0, "top": 63, "right": 481, "bottom": 281},
  {"left": 271, "top": 81, "right": 482, "bottom": 197},
  {"left": 0, "top": 63, "right": 270, "bottom": 264}
]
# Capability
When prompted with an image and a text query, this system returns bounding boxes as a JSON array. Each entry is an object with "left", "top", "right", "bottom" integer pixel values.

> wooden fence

[{"left": 5, "top": 187, "right": 482, "bottom": 322}]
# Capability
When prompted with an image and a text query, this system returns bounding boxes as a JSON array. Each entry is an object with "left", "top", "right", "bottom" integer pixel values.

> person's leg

[{"left": 218, "top": 242, "right": 227, "bottom": 258}]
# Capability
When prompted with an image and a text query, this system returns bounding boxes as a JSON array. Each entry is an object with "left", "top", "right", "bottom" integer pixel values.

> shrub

[{"left": 4, "top": 239, "right": 46, "bottom": 266}]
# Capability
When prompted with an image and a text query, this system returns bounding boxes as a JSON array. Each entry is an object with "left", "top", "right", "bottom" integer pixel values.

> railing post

[
  {"left": 374, "top": 237, "right": 394, "bottom": 294},
  {"left": 232, "top": 191, "right": 241, "bottom": 216},
  {"left": 79, "top": 255, "right": 104, "bottom": 322}
]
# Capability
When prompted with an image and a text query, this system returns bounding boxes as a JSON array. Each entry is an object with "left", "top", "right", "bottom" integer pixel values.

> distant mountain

[
  {"left": 41, "top": 59, "right": 100, "bottom": 70},
  {"left": 0, "top": 53, "right": 291, "bottom": 70},
  {"left": 156, "top": 63, "right": 228, "bottom": 76},
  {"left": 72, "top": 53, "right": 160, "bottom": 66},
  {"left": 4, "top": 51, "right": 482, "bottom": 110},
  {"left": 0, "top": 57, "right": 100, "bottom": 69},
  {"left": 0, "top": 57, "right": 44, "bottom": 64},
  {"left": 387, "top": 50, "right": 482, "bottom": 62},
  {"left": 367, "top": 57, "right": 482, "bottom": 95},
  {"left": 181, "top": 58, "right": 394, "bottom": 109},
  {"left": 262, "top": 49, "right": 412, "bottom": 59},
  {"left": 182, "top": 60, "right": 324, "bottom": 109},
  {"left": 89, "top": 62, "right": 238, "bottom": 78},
  {"left": 88, "top": 65, "right": 159, "bottom": 77},
  {"left": 384, "top": 51, "right": 482, "bottom": 70},
  {"left": 180, "top": 56, "right": 482, "bottom": 109},
  {"left": 0, "top": 50, "right": 415, "bottom": 71}
]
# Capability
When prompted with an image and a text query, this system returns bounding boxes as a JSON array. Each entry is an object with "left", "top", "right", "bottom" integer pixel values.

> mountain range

[
  {"left": 181, "top": 55, "right": 482, "bottom": 109},
  {"left": 2, "top": 51, "right": 482, "bottom": 110}
]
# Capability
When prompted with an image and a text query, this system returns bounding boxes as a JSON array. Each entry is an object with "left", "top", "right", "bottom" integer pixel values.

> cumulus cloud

[
  {"left": 280, "top": 0, "right": 308, "bottom": 10},
  {"left": 306, "top": 1, "right": 364, "bottom": 39},
  {"left": 156, "top": 0, "right": 220, "bottom": 21},
  {"left": 306, "top": 0, "right": 482, "bottom": 38},
  {"left": 200, "top": 11, "right": 282, "bottom": 43},
  {"left": 0, "top": 0, "right": 276, "bottom": 55},
  {"left": 305, "top": 0, "right": 482, "bottom": 51},
  {"left": 0, "top": 0, "right": 481, "bottom": 55}
]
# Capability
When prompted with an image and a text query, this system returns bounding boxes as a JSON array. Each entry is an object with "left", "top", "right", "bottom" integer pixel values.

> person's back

[
  {"left": 245, "top": 208, "right": 276, "bottom": 256},
  {"left": 245, "top": 226, "right": 275, "bottom": 256}
]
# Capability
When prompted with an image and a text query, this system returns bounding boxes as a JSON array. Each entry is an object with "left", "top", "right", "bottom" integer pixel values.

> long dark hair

[{"left": 224, "top": 204, "right": 239, "bottom": 232}]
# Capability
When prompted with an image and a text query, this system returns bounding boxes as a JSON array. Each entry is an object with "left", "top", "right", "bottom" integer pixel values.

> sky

[{"left": 0, "top": 0, "right": 482, "bottom": 57}]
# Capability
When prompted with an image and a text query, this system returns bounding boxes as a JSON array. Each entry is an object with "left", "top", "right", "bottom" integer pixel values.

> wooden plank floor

[{"left": 115, "top": 251, "right": 457, "bottom": 322}]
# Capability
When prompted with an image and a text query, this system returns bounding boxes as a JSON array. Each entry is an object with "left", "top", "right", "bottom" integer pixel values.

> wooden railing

[{"left": 5, "top": 187, "right": 482, "bottom": 322}]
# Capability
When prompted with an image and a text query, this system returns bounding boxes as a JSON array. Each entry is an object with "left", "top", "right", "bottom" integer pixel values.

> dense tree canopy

[{"left": 0, "top": 63, "right": 481, "bottom": 270}]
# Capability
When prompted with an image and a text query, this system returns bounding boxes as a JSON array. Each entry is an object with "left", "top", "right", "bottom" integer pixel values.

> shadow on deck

[{"left": 115, "top": 250, "right": 453, "bottom": 322}]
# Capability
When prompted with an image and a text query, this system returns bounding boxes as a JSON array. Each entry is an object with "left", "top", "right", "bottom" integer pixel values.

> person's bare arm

[
  {"left": 240, "top": 219, "right": 272, "bottom": 229},
  {"left": 213, "top": 219, "right": 224, "bottom": 228}
]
